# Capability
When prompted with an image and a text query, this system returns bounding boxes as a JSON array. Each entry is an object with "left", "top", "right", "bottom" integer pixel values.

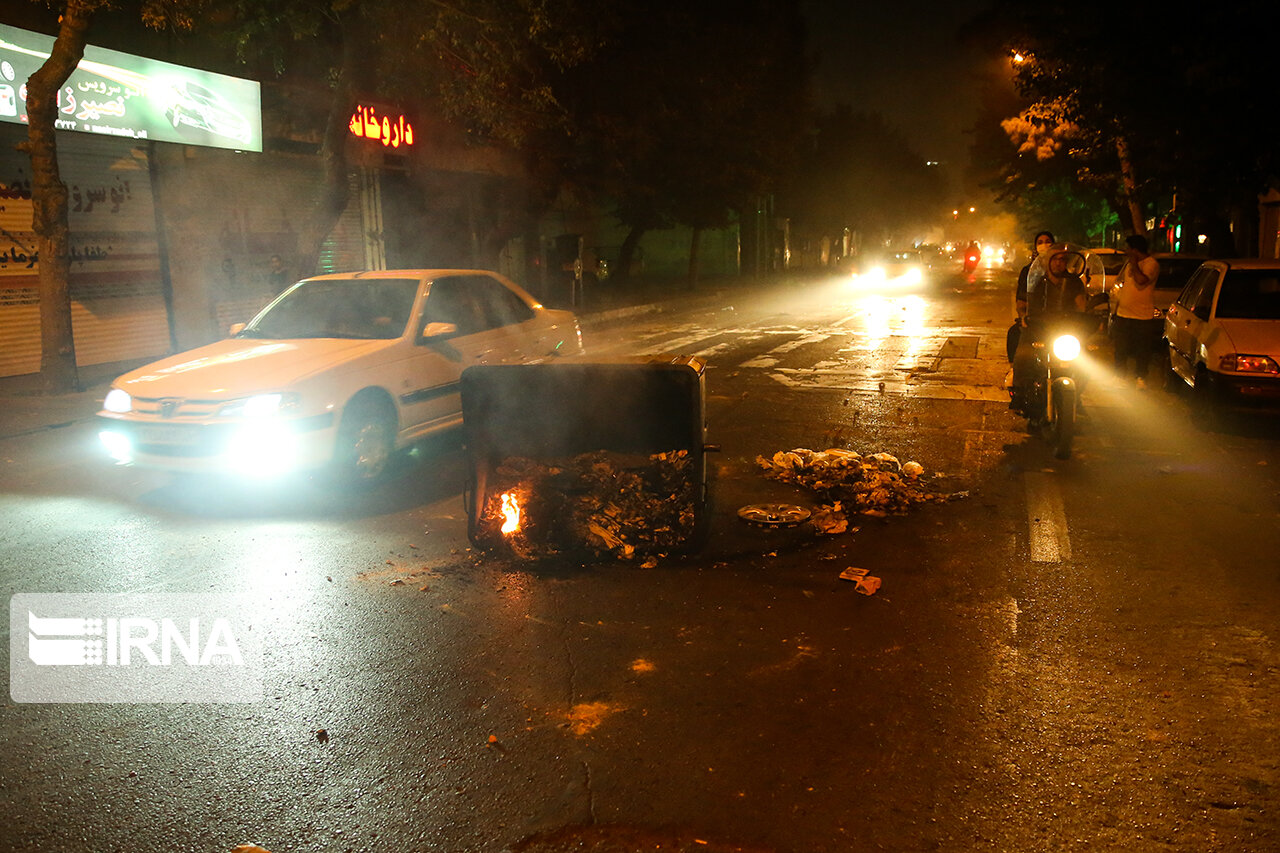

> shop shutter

[{"left": 0, "top": 128, "right": 168, "bottom": 377}]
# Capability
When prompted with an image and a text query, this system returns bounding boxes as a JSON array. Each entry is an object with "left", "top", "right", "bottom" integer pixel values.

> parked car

[
  {"left": 96, "top": 270, "right": 583, "bottom": 483},
  {"left": 1164, "top": 259, "right": 1280, "bottom": 416},
  {"left": 1084, "top": 247, "right": 1126, "bottom": 294},
  {"left": 1109, "top": 252, "right": 1210, "bottom": 322},
  {"left": 848, "top": 249, "right": 928, "bottom": 287}
]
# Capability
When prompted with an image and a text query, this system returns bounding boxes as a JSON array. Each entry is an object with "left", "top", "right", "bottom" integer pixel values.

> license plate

[{"left": 136, "top": 424, "right": 201, "bottom": 446}]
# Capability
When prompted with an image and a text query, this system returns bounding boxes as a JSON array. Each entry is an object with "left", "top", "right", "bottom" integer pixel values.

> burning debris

[
  {"left": 756, "top": 448, "right": 965, "bottom": 533},
  {"left": 477, "top": 449, "right": 699, "bottom": 561}
]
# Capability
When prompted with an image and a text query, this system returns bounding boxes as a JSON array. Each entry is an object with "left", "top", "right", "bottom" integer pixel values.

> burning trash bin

[{"left": 460, "top": 357, "right": 715, "bottom": 560}]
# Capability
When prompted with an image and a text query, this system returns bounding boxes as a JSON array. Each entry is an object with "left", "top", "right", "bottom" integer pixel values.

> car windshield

[
  {"left": 240, "top": 278, "right": 419, "bottom": 339},
  {"left": 1214, "top": 270, "right": 1280, "bottom": 320}
]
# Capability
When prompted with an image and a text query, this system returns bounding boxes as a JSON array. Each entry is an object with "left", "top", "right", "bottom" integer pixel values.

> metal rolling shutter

[{"left": 0, "top": 128, "right": 168, "bottom": 377}]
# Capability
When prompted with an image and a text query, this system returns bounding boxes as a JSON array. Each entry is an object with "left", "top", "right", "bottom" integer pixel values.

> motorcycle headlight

[
  {"left": 1052, "top": 335, "right": 1082, "bottom": 362},
  {"left": 103, "top": 388, "right": 132, "bottom": 414}
]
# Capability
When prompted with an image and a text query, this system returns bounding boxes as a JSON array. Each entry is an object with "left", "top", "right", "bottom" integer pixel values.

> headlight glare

[
  {"left": 99, "top": 429, "right": 133, "bottom": 464},
  {"left": 1052, "top": 334, "right": 1081, "bottom": 361},
  {"left": 225, "top": 422, "right": 297, "bottom": 476},
  {"left": 103, "top": 388, "right": 132, "bottom": 413},
  {"left": 219, "top": 392, "right": 298, "bottom": 418}
]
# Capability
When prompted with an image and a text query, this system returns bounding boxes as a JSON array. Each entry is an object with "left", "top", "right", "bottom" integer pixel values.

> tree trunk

[
  {"left": 1115, "top": 135, "right": 1145, "bottom": 236},
  {"left": 19, "top": 1, "right": 95, "bottom": 393},
  {"left": 687, "top": 226, "right": 702, "bottom": 290},
  {"left": 616, "top": 226, "right": 647, "bottom": 281},
  {"left": 297, "top": 28, "right": 358, "bottom": 277}
]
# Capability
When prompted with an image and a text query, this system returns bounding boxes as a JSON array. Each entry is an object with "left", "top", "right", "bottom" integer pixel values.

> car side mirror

[
  {"left": 228, "top": 322, "right": 246, "bottom": 337},
  {"left": 419, "top": 321, "right": 459, "bottom": 341},
  {"left": 1193, "top": 306, "right": 1211, "bottom": 322}
]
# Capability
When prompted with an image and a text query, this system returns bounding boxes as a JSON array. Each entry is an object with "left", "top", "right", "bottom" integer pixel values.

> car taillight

[{"left": 1218, "top": 354, "right": 1280, "bottom": 374}]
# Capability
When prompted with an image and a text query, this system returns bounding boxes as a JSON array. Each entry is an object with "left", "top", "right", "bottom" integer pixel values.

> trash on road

[
  {"left": 756, "top": 447, "right": 964, "bottom": 534},
  {"left": 737, "top": 503, "right": 811, "bottom": 527},
  {"left": 838, "top": 566, "right": 882, "bottom": 595}
]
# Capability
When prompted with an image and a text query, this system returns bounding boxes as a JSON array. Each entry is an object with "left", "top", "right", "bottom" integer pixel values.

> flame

[{"left": 500, "top": 492, "right": 521, "bottom": 534}]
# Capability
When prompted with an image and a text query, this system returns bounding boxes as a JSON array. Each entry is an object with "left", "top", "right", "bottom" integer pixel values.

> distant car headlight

[
  {"left": 1052, "top": 334, "right": 1082, "bottom": 362},
  {"left": 218, "top": 393, "right": 299, "bottom": 418},
  {"left": 1219, "top": 354, "right": 1279, "bottom": 374},
  {"left": 103, "top": 388, "right": 132, "bottom": 413}
]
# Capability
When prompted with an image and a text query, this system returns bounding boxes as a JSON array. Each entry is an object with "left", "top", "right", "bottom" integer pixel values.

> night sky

[{"left": 802, "top": 0, "right": 994, "bottom": 176}]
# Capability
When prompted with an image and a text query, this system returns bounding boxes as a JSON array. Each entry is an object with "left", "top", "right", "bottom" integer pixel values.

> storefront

[{"left": 0, "top": 127, "right": 170, "bottom": 377}]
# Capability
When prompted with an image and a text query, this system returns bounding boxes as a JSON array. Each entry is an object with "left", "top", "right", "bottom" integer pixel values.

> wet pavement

[{"left": 2, "top": 266, "right": 1279, "bottom": 852}]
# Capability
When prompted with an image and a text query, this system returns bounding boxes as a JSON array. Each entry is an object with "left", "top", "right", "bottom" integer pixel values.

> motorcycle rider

[
  {"left": 1008, "top": 230, "right": 1056, "bottom": 362},
  {"left": 1009, "top": 244, "right": 1088, "bottom": 414}
]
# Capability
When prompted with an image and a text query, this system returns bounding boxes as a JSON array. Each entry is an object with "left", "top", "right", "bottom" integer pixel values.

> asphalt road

[{"left": 2, "top": 265, "right": 1278, "bottom": 852}]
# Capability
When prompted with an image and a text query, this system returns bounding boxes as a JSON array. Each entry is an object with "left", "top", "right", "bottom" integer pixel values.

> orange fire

[{"left": 500, "top": 492, "right": 521, "bottom": 534}]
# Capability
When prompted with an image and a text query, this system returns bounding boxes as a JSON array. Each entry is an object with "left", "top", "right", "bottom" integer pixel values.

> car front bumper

[{"left": 95, "top": 412, "right": 337, "bottom": 476}]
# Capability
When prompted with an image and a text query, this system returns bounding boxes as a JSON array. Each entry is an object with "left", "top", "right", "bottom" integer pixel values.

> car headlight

[
  {"left": 1052, "top": 335, "right": 1081, "bottom": 362},
  {"left": 903, "top": 268, "right": 923, "bottom": 284},
  {"left": 103, "top": 388, "right": 132, "bottom": 413},
  {"left": 218, "top": 393, "right": 299, "bottom": 418},
  {"left": 1219, "top": 354, "right": 1280, "bottom": 374}
]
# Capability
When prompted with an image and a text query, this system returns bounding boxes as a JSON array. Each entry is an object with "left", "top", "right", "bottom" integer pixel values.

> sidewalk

[{"left": 0, "top": 273, "right": 764, "bottom": 441}]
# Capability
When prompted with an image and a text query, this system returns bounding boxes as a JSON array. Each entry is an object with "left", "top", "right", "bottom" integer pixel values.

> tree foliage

[{"left": 970, "top": 0, "right": 1278, "bottom": 252}]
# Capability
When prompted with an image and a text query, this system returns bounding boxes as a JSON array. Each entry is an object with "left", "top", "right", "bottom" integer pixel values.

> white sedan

[
  {"left": 1164, "top": 259, "right": 1280, "bottom": 416},
  {"left": 96, "top": 270, "right": 582, "bottom": 483}
]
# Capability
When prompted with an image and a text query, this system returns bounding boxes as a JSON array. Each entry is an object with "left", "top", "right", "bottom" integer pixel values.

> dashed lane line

[{"left": 1025, "top": 471, "right": 1071, "bottom": 563}]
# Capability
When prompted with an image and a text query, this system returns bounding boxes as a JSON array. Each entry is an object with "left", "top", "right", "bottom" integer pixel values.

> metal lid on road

[{"left": 737, "top": 503, "right": 811, "bottom": 527}]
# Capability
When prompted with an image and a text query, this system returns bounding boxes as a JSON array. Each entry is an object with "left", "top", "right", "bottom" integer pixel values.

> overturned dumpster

[{"left": 460, "top": 357, "right": 714, "bottom": 561}]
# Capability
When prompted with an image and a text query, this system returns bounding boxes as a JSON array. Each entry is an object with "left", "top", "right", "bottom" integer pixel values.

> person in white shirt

[{"left": 1112, "top": 234, "right": 1161, "bottom": 388}]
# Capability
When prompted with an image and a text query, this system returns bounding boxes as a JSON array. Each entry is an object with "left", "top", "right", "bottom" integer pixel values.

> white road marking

[
  {"left": 738, "top": 332, "right": 835, "bottom": 368},
  {"left": 1024, "top": 472, "right": 1071, "bottom": 562}
]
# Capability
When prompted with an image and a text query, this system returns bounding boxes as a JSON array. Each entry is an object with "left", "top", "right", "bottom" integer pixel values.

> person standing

[
  {"left": 1111, "top": 234, "right": 1161, "bottom": 388},
  {"left": 267, "top": 254, "right": 290, "bottom": 295},
  {"left": 1008, "top": 230, "right": 1056, "bottom": 361}
]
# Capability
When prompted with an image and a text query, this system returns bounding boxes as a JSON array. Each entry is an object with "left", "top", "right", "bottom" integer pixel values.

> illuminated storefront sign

[
  {"left": 0, "top": 23, "right": 262, "bottom": 152},
  {"left": 349, "top": 104, "right": 414, "bottom": 148}
]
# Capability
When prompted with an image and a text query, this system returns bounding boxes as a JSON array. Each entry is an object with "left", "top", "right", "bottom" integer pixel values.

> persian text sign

[
  {"left": 349, "top": 103, "right": 414, "bottom": 148},
  {"left": 10, "top": 593, "right": 263, "bottom": 703},
  {"left": 0, "top": 24, "right": 262, "bottom": 152}
]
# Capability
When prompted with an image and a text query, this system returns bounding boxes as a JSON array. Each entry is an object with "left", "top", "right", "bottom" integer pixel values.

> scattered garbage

[
  {"left": 838, "top": 566, "right": 882, "bottom": 595},
  {"left": 736, "top": 503, "right": 811, "bottom": 527},
  {"left": 756, "top": 447, "right": 965, "bottom": 534}
]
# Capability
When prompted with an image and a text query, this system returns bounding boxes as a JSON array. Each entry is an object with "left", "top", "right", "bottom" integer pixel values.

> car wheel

[{"left": 334, "top": 397, "right": 397, "bottom": 486}]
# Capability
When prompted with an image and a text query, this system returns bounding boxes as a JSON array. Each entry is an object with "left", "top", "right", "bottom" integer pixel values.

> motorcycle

[
  {"left": 962, "top": 246, "right": 981, "bottom": 273},
  {"left": 1008, "top": 244, "right": 1104, "bottom": 459}
]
